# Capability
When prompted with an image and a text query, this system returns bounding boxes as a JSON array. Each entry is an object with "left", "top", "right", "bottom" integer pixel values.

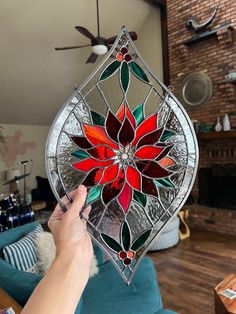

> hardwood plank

[
  {"left": 148, "top": 229, "right": 236, "bottom": 314},
  {"left": 0, "top": 288, "right": 22, "bottom": 314}
]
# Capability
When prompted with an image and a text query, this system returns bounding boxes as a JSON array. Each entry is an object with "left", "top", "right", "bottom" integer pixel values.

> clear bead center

[{"left": 121, "top": 153, "right": 128, "bottom": 160}]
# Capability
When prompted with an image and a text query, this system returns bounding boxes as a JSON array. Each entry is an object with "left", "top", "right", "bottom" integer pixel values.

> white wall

[
  {"left": 0, "top": 124, "right": 50, "bottom": 195},
  {"left": 137, "top": 8, "right": 163, "bottom": 81},
  {"left": 0, "top": 4, "right": 163, "bottom": 199}
]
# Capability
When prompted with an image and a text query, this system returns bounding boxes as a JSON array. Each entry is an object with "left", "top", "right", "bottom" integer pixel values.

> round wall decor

[{"left": 180, "top": 72, "right": 213, "bottom": 110}]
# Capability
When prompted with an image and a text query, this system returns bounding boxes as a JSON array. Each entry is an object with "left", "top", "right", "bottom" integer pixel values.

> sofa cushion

[
  {"left": 3, "top": 225, "right": 43, "bottom": 271},
  {"left": 82, "top": 257, "right": 163, "bottom": 314},
  {"left": 0, "top": 258, "right": 42, "bottom": 306},
  {"left": 34, "top": 231, "right": 99, "bottom": 278},
  {"left": 0, "top": 222, "right": 40, "bottom": 258}
]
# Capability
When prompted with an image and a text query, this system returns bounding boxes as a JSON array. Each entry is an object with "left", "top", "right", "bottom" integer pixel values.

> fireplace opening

[{"left": 198, "top": 164, "right": 236, "bottom": 210}]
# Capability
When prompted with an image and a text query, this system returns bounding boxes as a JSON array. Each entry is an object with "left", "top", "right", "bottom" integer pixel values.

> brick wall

[
  {"left": 167, "top": 0, "right": 236, "bottom": 127},
  {"left": 167, "top": 0, "right": 236, "bottom": 234}
]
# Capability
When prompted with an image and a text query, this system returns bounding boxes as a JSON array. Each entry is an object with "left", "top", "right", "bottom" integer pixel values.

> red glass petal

[
  {"left": 116, "top": 102, "right": 136, "bottom": 128},
  {"left": 159, "top": 157, "right": 175, "bottom": 167},
  {"left": 87, "top": 145, "right": 115, "bottom": 160},
  {"left": 100, "top": 163, "right": 119, "bottom": 184},
  {"left": 125, "top": 105, "right": 136, "bottom": 128},
  {"left": 73, "top": 158, "right": 112, "bottom": 172},
  {"left": 118, "top": 117, "right": 135, "bottom": 146},
  {"left": 136, "top": 160, "right": 171, "bottom": 178},
  {"left": 82, "top": 168, "right": 103, "bottom": 186},
  {"left": 118, "top": 183, "right": 132, "bottom": 213},
  {"left": 102, "top": 168, "right": 125, "bottom": 205},
  {"left": 116, "top": 101, "right": 125, "bottom": 122},
  {"left": 142, "top": 176, "right": 158, "bottom": 198},
  {"left": 105, "top": 111, "right": 122, "bottom": 142},
  {"left": 126, "top": 166, "right": 141, "bottom": 190},
  {"left": 71, "top": 136, "right": 92, "bottom": 149},
  {"left": 155, "top": 144, "right": 173, "bottom": 161},
  {"left": 83, "top": 124, "right": 118, "bottom": 149},
  {"left": 136, "top": 128, "right": 164, "bottom": 148},
  {"left": 135, "top": 146, "right": 165, "bottom": 160},
  {"left": 132, "top": 114, "right": 157, "bottom": 146}
]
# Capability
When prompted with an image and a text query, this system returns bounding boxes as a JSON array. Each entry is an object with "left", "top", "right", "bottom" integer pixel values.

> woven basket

[{"left": 148, "top": 215, "right": 180, "bottom": 251}]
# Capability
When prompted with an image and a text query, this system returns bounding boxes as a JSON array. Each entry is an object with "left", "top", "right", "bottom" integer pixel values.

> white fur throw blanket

[{"left": 35, "top": 232, "right": 99, "bottom": 278}]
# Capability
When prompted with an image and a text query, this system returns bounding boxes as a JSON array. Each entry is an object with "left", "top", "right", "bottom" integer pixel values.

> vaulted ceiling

[{"left": 0, "top": 0, "right": 162, "bottom": 125}]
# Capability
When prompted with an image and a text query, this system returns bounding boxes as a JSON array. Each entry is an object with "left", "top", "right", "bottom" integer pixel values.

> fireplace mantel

[{"left": 197, "top": 130, "right": 236, "bottom": 141}]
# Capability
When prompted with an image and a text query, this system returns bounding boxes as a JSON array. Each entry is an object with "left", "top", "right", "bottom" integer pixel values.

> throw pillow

[
  {"left": 35, "top": 231, "right": 99, "bottom": 277},
  {"left": 3, "top": 225, "right": 43, "bottom": 272}
]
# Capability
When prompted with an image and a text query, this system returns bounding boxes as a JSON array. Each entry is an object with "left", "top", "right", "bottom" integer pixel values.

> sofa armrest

[{"left": 0, "top": 258, "right": 42, "bottom": 306}]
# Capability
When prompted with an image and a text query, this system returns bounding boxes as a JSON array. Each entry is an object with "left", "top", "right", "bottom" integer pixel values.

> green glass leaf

[
  {"left": 91, "top": 111, "right": 105, "bottom": 126},
  {"left": 133, "top": 190, "right": 147, "bottom": 207},
  {"left": 121, "top": 221, "right": 131, "bottom": 251},
  {"left": 86, "top": 185, "right": 102, "bottom": 205},
  {"left": 155, "top": 178, "right": 175, "bottom": 188},
  {"left": 160, "top": 130, "right": 176, "bottom": 142},
  {"left": 100, "top": 60, "right": 120, "bottom": 81},
  {"left": 131, "top": 229, "right": 152, "bottom": 251},
  {"left": 132, "top": 104, "right": 144, "bottom": 126},
  {"left": 120, "top": 61, "right": 129, "bottom": 92},
  {"left": 129, "top": 61, "right": 149, "bottom": 83},
  {"left": 101, "top": 233, "right": 122, "bottom": 253},
  {"left": 71, "top": 149, "right": 89, "bottom": 160}
]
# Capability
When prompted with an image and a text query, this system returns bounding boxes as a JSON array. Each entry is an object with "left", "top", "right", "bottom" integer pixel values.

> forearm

[{"left": 22, "top": 247, "right": 89, "bottom": 314}]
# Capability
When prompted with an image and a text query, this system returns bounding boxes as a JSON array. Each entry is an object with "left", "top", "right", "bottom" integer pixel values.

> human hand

[{"left": 48, "top": 185, "right": 93, "bottom": 263}]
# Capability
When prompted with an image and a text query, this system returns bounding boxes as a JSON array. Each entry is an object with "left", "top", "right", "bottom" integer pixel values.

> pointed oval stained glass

[{"left": 45, "top": 26, "right": 198, "bottom": 284}]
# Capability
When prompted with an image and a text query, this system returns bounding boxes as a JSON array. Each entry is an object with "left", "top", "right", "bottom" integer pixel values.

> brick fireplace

[{"left": 166, "top": 0, "right": 236, "bottom": 235}]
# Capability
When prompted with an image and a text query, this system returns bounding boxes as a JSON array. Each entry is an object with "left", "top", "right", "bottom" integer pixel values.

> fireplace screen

[{"left": 45, "top": 26, "right": 199, "bottom": 284}]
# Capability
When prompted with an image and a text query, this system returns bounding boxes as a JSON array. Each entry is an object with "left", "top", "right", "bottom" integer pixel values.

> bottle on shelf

[
  {"left": 223, "top": 113, "right": 231, "bottom": 131},
  {"left": 215, "top": 117, "right": 222, "bottom": 132}
]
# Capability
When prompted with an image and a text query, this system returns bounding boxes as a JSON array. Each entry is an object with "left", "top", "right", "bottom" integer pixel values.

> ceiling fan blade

[
  {"left": 75, "top": 26, "right": 96, "bottom": 40},
  {"left": 86, "top": 53, "right": 98, "bottom": 63},
  {"left": 106, "top": 35, "right": 117, "bottom": 45},
  {"left": 128, "top": 31, "right": 138, "bottom": 41},
  {"left": 55, "top": 44, "right": 91, "bottom": 50},
  {"left": 106, "top": 31, "right": 138, "bottom": 45}
]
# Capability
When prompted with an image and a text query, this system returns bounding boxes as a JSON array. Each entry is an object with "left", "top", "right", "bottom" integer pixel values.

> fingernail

[{"left": 77, "top": 185, "right": 87, "bottom": 193}]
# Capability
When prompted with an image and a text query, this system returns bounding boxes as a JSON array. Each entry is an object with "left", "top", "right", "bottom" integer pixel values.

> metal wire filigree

[{"left": 45, "top": 26, "right": 199, "bottom": 284}]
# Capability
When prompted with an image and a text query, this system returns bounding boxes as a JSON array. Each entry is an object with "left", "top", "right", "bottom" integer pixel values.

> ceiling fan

[{"left": 55, "top": 0, "right": 138, "bottom": 63}]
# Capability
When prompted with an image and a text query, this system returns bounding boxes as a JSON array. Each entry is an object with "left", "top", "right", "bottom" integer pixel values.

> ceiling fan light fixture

[{"left": 92, "top": 44, "right": 108, "bottom": 55}]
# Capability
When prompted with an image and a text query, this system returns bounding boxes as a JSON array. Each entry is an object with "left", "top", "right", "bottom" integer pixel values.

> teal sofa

[{"left": 0, "top": 222, "right": 176, "bottom": 314}]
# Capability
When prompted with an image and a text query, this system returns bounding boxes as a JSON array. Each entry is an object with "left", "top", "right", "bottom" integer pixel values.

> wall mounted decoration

[
  {"left": 186, "top": 5, "right": 218, "bottom": 32},
  {"left": 46, "top": 26, "right": 199, "bottom": 284},
  {"left": 180, "top": 72, "right": 213, "bottom": 110},
  {"left": 0, "top": 130, "right": 36, "bottom": 168}
]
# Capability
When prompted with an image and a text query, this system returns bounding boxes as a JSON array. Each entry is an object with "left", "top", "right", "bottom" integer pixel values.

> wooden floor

[{"left": 148, "top": 229, "right": 236, "bottom": 314}]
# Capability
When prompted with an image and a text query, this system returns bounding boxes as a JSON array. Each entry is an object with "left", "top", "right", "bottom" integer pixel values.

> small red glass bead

[
  {"left": 121, "top": 47, "right": 128, "bottom": 54},
  {"left": 116, "top": 53, "right": 124, "bottom": 61},
  {"left": 123, "top": 258, "right": 131, "bottom": 265},
  {"left": 124, "top": 54, "right": 132, "bottom": 62},
  {"left": 127, "top": 250, "right": 135, "bottom": 258},
  {"left": 119, "top": 251, "right": 127, "bottom": 259}
]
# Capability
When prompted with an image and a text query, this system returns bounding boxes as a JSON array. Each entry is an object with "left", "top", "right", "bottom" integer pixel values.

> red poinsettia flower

[{"left": 71, "top": 102, "right": 175, "bottom": 213}]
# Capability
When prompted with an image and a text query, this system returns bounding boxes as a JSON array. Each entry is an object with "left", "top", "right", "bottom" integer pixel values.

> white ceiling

[{"left": 0, "top": 0, "right": 159, "bottom": 125}]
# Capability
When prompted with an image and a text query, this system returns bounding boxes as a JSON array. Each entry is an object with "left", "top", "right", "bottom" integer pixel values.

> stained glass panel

[{"left": 45, "top": 27, "right": 198, "bottom": 284}]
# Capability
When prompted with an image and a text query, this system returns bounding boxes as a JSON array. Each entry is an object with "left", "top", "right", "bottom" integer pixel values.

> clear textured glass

[{"left": 45, "top": 26, "right": 199, "bottom": 284}]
